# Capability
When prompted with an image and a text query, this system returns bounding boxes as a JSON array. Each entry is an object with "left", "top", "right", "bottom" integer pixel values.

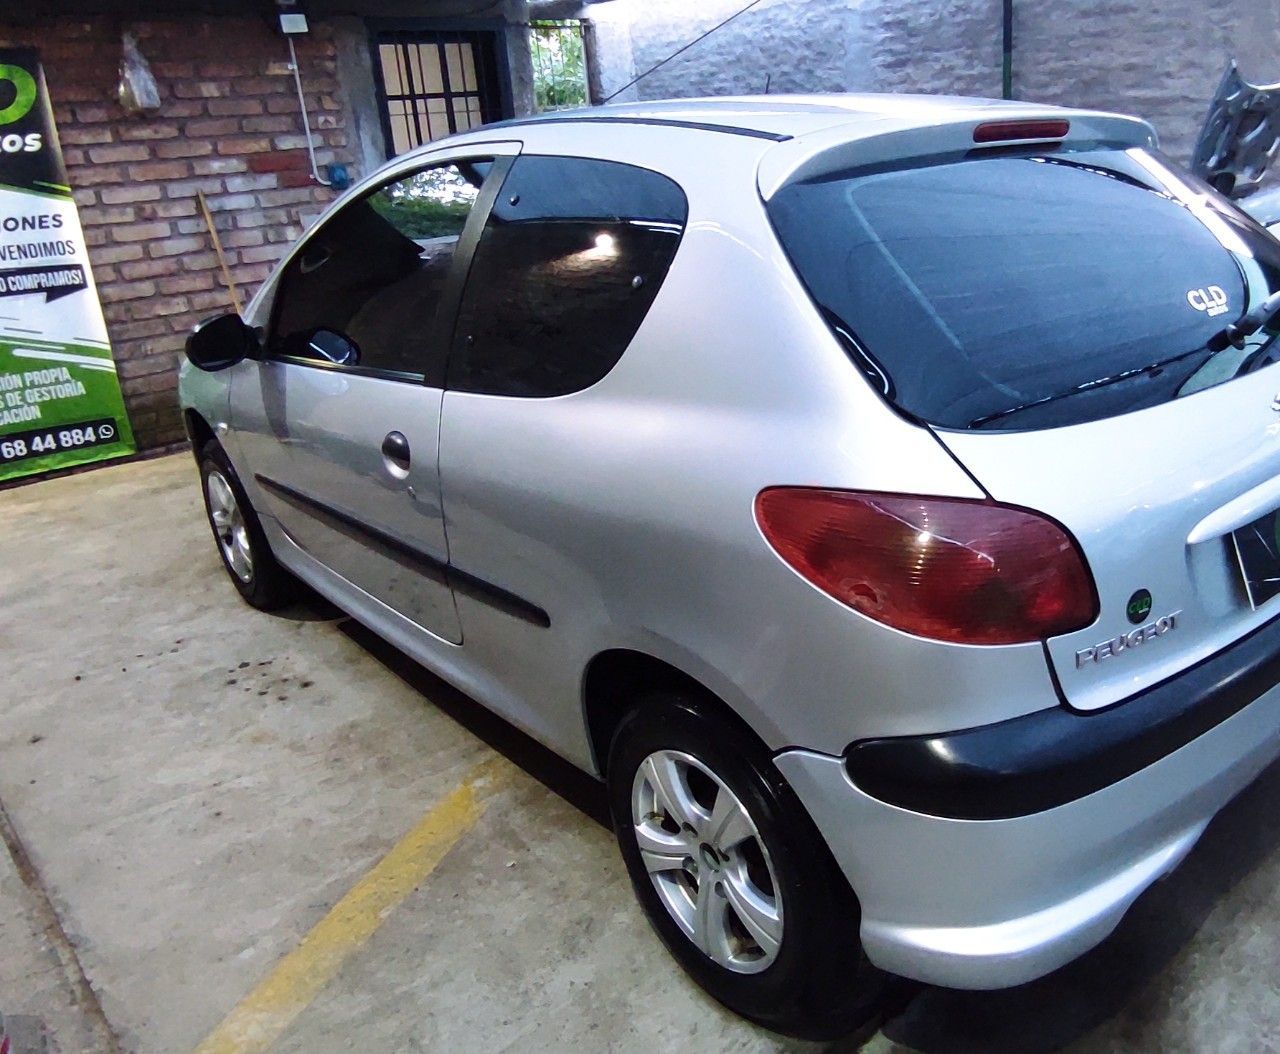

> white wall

[{"left": 584, "top": 0, "right": 1280, "bottom": 163}]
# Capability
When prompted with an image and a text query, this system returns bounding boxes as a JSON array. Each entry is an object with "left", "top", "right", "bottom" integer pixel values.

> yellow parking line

[{"left": 192, "top": 755, "right": 512, "bottom": 1054}]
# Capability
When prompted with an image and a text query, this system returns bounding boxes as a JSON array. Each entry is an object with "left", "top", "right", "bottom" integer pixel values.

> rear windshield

[{"left": 768, "top": 146, "right": 1280, "bottom": 430}]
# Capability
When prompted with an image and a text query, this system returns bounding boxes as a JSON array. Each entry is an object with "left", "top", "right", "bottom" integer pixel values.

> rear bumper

[
  {"left": 845, "top": 608, "right": 1280, "bottom": 819},
  {"left": 776, "top": 671, "right": 1280, "bottom": 988}
]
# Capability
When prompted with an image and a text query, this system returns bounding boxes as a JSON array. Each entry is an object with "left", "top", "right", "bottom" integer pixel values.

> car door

[
  {"left": 436, "top": 154, "right": 688, "bottom": 743},
  {"left": 232, "top": 147, "right": 517, "bottom": 644}
]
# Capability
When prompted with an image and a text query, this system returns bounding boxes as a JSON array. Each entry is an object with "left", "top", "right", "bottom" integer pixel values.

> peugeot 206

[{"left": 179, "top": 96, "right": 1280, "bottom": 1038}]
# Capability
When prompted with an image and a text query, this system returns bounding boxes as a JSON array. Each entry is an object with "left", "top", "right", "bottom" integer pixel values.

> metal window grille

[
  {"left": 374, "top": 30, "right": 504, "bottom": 156},
  {"left": 530, "top": 19, "right": 589, "bottom": 112}
]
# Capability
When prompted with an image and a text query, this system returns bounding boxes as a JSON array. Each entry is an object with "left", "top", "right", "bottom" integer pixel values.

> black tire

[
  {"left": 607, "top": 691, "right": 894, "bottom": 1041},
  {"left": 198, "top": 439, "right": 298, "bottom": 611}
]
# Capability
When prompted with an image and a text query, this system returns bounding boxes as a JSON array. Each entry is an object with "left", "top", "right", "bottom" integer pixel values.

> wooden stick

[{"left": 197, "top": 189, "right": 243, "bottom": 316}]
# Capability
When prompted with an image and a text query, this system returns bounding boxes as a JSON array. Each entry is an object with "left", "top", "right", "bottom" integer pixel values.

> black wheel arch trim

[
  {"left": 254, "top": 473, "right": 550, "bottom": 628},
  {"left": 844, "top": 609, "right": 1280, "bottom": 820},
  {"left": 184, "top": 408, "right": 217, "bottom": 462}
]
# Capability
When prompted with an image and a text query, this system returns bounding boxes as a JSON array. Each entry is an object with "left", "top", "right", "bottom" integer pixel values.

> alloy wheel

[
  {"left": 206, "top": 469, "right": 254, "bottom": 584},
  {"left": 631, "top": 749, "right": 784, "bottom": 973}
]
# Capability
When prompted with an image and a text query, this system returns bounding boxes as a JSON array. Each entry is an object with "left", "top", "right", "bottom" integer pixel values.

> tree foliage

[
  {"left": 532, "top": 21, "right": 588, "bottom": 111},
  {"left": 370, "top": 167, "right": 479, "bottom": 239}
]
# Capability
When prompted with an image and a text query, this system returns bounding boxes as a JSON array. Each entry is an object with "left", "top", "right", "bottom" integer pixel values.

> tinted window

[
  {"left": 448, "top": 156, "right": 686, "bottom": 397},
  {"left": 769, "top": 148, "right": 1280, "bottom": 430},
  {"left": 270, "top": 160, "right": 489, "bottom": 377}
]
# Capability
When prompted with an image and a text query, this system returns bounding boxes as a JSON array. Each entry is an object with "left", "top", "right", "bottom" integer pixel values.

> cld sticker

[
  {"left": 1187, "top": 285, "right": 1229, "bottom": 317},
  {"left": 1075, "top": 610, "right": 1181, "bottom": 668},
  {"left": 1126, "top": 588, "right": 1153, "bottom": 625}
]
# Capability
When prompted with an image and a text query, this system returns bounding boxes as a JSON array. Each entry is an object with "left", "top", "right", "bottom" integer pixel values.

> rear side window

[
  {"left": 448, "top": 155, "right": 687, "bottom": 397},
  {"left": 769, "top": 147, "right": 1280, "bottom": 430}
]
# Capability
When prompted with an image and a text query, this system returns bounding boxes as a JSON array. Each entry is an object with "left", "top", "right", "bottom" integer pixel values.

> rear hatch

[{"left": 767, "top": 127, "right": 1280, "bottom": 711}]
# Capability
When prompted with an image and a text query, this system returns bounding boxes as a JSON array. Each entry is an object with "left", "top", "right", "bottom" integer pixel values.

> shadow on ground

[
  {"left": 274, "top": 583, "right": 347, "bottom": 623},
  {"left": 336, "top": 616, "right": 612, "bottom": 828},
  {"left": 321, "top": 594, "right": 1280, "bottom": 1054}
]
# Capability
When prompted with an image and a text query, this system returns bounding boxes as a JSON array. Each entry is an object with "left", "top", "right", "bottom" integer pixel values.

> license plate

[{"left": 1232, "top": 507, "right": 1280, "bottom": 608}]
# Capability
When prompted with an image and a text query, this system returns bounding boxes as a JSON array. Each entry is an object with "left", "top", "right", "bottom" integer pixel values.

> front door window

[{"left": 270, "top": 160, "right": 490, "bottom": 379}]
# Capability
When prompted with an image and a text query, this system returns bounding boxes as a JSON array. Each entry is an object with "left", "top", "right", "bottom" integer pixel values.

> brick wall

[{"left": 1, "top": 17, "right": 359, "bottom": 450}]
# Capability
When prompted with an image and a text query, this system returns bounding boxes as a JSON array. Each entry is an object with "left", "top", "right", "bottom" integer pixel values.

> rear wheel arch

[
  {"left": 598, "top": 665, "right": 894, "bottom": 1038},
  {"left": 582, "top": 649, "right": 772, "bottom": 778}
]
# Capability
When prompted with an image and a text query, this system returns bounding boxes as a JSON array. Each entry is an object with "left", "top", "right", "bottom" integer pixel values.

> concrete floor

[{"left": 2, "top": 454, "right": 1280, "bottom": 1053}]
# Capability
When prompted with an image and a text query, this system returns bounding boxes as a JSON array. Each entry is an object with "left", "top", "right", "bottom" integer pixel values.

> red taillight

[
  {"left": 973, "top": 119, "right": 1070, "bottom": 143},
  {"left": 755, "top": 488, "right": 1097, "bottom": 645}
]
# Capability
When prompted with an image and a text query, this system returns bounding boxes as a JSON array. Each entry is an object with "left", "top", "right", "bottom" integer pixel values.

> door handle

[{"left": 381, "top": 431, "right": 411, "bottom": 476}]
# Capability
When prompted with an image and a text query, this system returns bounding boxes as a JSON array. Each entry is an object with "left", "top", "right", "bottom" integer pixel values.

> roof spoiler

[{"left": 756, "top": 107, "right": 1157, "bottom": 201}]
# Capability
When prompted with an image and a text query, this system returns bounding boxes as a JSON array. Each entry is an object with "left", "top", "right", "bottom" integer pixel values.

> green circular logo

[
  {"left": 1127, "top": 589, "right": 1153, "bottom": 625},
  {"left": 0, "top": 64, "right": 37, "bottom": 126}
]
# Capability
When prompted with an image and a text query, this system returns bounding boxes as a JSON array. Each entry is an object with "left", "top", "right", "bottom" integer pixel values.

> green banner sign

[{"left": 0, "top": 47, "right": 134, "bottom": 483}]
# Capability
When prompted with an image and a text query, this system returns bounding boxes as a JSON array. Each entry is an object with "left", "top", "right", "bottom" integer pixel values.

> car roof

[
  {"left": 455, "top": 94, "right": 1156, "bottom": 200},
  {"left": 478, "top": 93, "right": 1087, "bottom": 141}
]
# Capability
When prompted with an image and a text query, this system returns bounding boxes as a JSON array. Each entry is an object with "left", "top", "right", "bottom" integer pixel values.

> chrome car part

[
  {"left": 1191, "top": 61, "right": 1280, "bottom": 198},
  {"left": 205, "top": 467, "right": 252, "bottom": 583},
  {"left": 631, "top": 749, "right": 784, "bottom": 974}
]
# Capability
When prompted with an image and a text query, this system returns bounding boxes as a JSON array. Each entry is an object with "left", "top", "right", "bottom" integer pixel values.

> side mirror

[
  {"left": 186, "top": 313, "right": 258, "bottom": 372},
  {"left": 306, "top": 328, "right": 360, "bottom": 367}
]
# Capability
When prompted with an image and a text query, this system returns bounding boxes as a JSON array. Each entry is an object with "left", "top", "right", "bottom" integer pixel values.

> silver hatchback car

[{"left": 180, "top": 95, "right": 1280, "bottom": 1037}]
